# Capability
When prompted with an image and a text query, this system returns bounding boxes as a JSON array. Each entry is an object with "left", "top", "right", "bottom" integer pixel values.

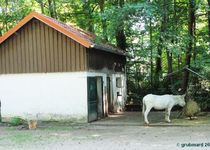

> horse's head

[{"left": 177, "top": 94, "right": 186, "bottom": 107}]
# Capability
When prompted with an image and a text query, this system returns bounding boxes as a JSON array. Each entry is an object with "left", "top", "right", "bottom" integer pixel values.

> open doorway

[
  {"left": 87, "top": 77, "right": 103, "bottom": 122},
  {"left": 107, "top": 77, "right": 113, "bottom": 113}
]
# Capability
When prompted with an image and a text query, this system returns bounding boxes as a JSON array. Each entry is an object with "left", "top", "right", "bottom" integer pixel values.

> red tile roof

[{"left": 0, "top": 12, "right": 125, "bottom": 56}]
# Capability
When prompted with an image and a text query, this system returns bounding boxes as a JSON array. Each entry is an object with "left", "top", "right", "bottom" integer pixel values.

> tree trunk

[
  {"left": 37, "top": 0, "right": 45, "bottom": 14},
  {"left": 174, "top": 0, "right": 182, "bottom": 70},
  {"left": 116, "top": 29, "right": 126, "bottom": 51},
  {"left": 167, "top": 0, "right": 177, "bottom": 75},
  {"left": 4, "top": 0, "right": 9, "bottom": 32},
  {"left": 149, "top": 16, "right": 153, "bottom": 86},
  {"left": 156, "top": 39, "right": 162, "bottom": 79},
  {"left": 87, "top": 11, "right": 94, "bottom": 32},
  {"left": 167, "top": 52, "right": 173, "bottom": 74},
  {"left": 82, "top": 2, "right": 94, "bottom": 32},
  {"left": 155, "top": 46, "right": 162, "bottom": 88},
  {"left": 115, "top": 0, "right": 126, "bottom": 51},
  {"left": 182, "top": 0, "right": 195, "bottom": 93},
  {"left": 207, "top": 0, "right": 210, "bottom": 39},
  {"left": 48, "top": 0, "right": 56, "bottom": 18},
  {"left": 193, "top": 15, "right": 196, "bottom": 65},
  {"left": 155, "top": 0, "right": 168, "bottom": 84},
  {"left": 53, "top": 0, "right": 57, "bottom": 18},
  {"left": 167, "top": 0, "right": 174, "bottom": 75},
  {"left": 98, "top": 0, "right": 108, "bottom": 41}
]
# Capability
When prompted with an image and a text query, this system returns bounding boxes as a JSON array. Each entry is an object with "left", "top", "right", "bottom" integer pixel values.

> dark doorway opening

[
  {"left": 87, "top": 77, "right": 104, "bottom": 122},
  {"left": 107, "top": 77, "right": 112, "bottom": 113}
]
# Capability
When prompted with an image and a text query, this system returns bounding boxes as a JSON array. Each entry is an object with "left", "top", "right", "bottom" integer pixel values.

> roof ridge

[{"left": 40, "top": 13, "right": 95, "bottom": 37}]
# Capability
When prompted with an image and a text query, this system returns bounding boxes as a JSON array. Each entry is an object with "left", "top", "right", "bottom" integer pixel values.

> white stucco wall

[
  {"left": 0, "top": 72, "right": 88, "bottom": 121},
  {"left": 112, "top": 73, "right": 127, "bottom": 112}
]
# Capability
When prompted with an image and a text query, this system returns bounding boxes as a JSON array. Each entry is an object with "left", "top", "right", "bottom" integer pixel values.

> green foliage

[
  {"left": 0, "top": 0, "right": 33, "bottom": 35},
  {"left": 10, "top": 117, "right": 25, "bottom": 126},
  {"left": 0, "top": 0, "right": 210, "bottom": 109}
]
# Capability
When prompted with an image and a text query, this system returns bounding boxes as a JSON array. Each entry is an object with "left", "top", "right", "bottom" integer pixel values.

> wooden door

[{"left": 87, "top": 77, "right": 98, "bottom": 122}]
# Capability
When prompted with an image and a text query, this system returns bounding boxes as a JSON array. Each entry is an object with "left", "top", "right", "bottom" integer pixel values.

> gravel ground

[{"left": 0, "top": 112, "right": 210, "bottom": 150}]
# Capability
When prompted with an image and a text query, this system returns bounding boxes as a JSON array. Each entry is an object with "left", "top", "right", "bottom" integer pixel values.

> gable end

[{"left": 0, "top": 19, "right": 87, "bottom": 74}]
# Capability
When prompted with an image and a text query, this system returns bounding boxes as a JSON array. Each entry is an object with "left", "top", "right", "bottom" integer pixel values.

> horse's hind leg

[
  {"left": 144, "top": 106, "right": 152, "bottom": 125},
  {"left": 165, "top": 108, "right": 172, "bottom": 123}
]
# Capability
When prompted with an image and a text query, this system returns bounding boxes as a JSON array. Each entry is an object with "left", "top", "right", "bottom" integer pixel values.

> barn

[{"left": 0, "top": 12, "right": 126, "bottom": 122}]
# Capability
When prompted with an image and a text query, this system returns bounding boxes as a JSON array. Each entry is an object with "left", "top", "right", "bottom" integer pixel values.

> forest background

[{"left": 0, "top": 0, "right": 209, "bottom": 110}]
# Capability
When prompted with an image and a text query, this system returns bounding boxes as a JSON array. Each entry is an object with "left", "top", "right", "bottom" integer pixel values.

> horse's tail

[{"left": 142, "top": 97, "right": 145, "bottom": 116}]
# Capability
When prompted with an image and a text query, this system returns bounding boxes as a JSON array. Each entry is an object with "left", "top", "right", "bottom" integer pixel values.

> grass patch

[
  {"left": 40, "top": 126, "right": 73, "bottom": 132},
  {"left": 173, "top": 114, "right": 210, "bottom": 125},
  {"left": 10, "top": 132, "right": 34, "bottom": 144},
  {"left": 4, "top": 129, "right": 65, "bottom": 146},
  {"left": 5, "top": 127, "right": 17, "bottom": 131},
  {"left": 1, "top": 121, "right": 76, "bottom": 146}
]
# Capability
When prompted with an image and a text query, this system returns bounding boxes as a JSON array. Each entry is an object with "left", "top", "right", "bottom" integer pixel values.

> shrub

[
  {"left": 10, "top": 117, "right": 25, "bottom": 126},
  {"left": 184, "top": 100, "right": 200, "bottom": 119}
]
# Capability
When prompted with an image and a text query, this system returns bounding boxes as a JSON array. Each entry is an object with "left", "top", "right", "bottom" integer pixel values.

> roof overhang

[{"left": 90, "top": 44, "right": 126, "bottom": 56}]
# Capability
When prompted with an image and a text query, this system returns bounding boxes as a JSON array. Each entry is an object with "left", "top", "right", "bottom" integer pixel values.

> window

[{"left": 116, "top": 77, "right": 122, "bottom": 88}]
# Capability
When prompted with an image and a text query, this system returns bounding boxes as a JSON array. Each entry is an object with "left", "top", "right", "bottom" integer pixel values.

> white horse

[{"left": 142, "top": 94, "right": 186, "bottom": 124}]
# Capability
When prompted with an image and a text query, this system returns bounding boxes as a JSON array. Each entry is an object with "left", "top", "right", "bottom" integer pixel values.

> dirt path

[{"left": 0, "top": 112, "right": 210, "bottom": 150}]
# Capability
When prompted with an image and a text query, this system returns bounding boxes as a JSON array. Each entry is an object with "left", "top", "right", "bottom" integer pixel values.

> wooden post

[{"left": 0, "top": 100, "right": 1, "bottom": 122}]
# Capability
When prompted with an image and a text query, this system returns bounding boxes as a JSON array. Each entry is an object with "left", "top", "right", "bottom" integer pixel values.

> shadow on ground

[{"left": 90, "top": 111, "right": 210, "bottom": 127}]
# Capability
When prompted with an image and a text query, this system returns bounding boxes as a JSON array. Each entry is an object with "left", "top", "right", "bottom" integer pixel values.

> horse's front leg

[
  {"left": 165, "top": 108, "right": 172, "bottom": 123},
  {"left": 144, "top": 107, "right": 152, "bottom": 125}
]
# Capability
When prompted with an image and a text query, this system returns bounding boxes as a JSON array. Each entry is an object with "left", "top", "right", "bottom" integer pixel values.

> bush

[
  {"left": 184, "top": 100, "right": 200, "bottom": 119},
  {"left": 10, "top": 117, "right": 25, "bottom": 126}
]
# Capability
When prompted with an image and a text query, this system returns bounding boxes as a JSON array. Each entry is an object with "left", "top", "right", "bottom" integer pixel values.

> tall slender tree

[
  {"left": 182, "top": 0, "right": 196, "bottom": 93},
  {"left": 115, "top": 0, "right": 126, "bottom": 51},
  {"left": 155, "top": 0, "right": 168, "bottom": 84},
  {"left": 48, "top": 0, "right": 57, "bottom": 18},
  {"left": 165, "top": 0, "right": 173, "bottom": 74},
  {"left": 36, "top": 0, "right": 45, "bottom": 14},
  {"left": 82, "top": 1, "right": 95, "bottom": 32},
  {"left": 98, "top": 0, "right": 108, "bottom": 41},
  {"left": 149, "top": 0, "right": 153, "bottom": 86},
  {"left": 207, "top": 0, "right": 210, "bottom": 40}
]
